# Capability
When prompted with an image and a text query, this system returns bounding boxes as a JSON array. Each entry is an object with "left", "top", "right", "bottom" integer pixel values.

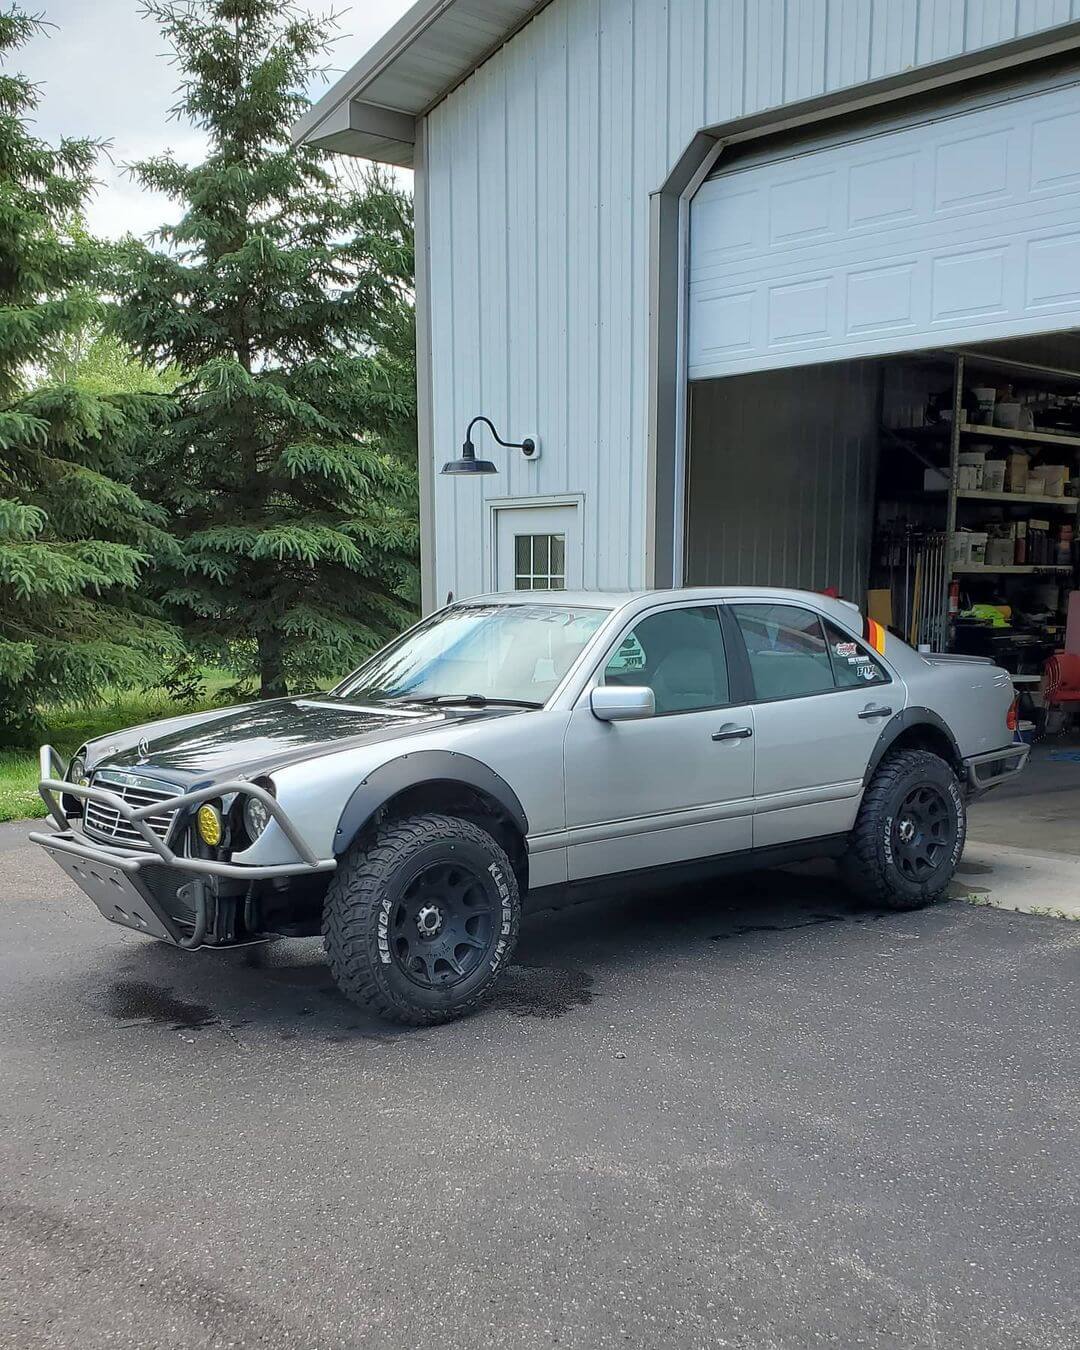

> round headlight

[
  {"left": 243, "top": 794, "right": 272, "bottom": 842},
  {"left": 68, "top": 750, "right": 89, "bottom": 787},
  {"left": 196, "top": 803, "right": 224, "bottom": 847}
]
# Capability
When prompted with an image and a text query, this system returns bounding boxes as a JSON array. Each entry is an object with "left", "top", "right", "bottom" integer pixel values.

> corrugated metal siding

[
  {"left": 425, "top": 0, "right": 1080, "bottom": 600},
  {"left": 685, "top": 362, "right": 882, "bottom": 600}
]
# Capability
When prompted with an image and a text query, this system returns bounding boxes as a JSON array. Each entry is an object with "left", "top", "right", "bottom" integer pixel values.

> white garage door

[{"left": 688, "top": 78, "right": 1080, "bottom": 381}]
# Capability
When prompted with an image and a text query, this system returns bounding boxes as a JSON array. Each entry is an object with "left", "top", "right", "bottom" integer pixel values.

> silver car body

[{"left": 33, "top": 587, "right": 1027, "bottom": 938}]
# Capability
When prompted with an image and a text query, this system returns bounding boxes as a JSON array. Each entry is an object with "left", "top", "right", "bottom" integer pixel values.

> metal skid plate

[{"left": 41, "top": 845, "right": 179, "bottom": 943}]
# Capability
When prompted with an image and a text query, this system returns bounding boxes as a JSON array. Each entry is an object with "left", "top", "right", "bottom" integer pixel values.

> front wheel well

[{"left": 359, "top": 780, "right": 529, "bottom": 893}]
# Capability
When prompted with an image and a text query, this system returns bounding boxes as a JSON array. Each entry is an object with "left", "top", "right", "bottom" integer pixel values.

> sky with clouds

[{"left": 16, "top": 0, "right": 414, "bottom": 239}]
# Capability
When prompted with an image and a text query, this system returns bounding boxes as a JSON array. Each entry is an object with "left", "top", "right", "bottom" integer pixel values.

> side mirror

[{"left": 590, "top": 685, "right": 655, "bottom": 722}]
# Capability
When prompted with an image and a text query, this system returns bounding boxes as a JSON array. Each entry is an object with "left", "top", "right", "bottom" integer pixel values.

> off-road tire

[
  {"left": 841, "top": 748, "right": 965, "bottom": 910},
  {"left": 323, "top": 812, "right": 520, "bottom": 1025}
]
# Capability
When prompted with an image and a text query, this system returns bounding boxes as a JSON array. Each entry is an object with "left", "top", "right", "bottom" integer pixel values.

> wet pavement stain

[
  {"left": 709, "top": 913, "right": 847, "bottom": 942},
  {"left": 495, "top": 964, "right": 595, "bottom": 1019},
  {"left": 261, "top": 964, "right": 336, "bottom": 989},
  {"left": 956, "top": 861, "right": 994, "bottom": 876},
  {"left": 324, "top": 1028, "right": 402, "bottom": 1045},
  {"left": 105, "top": 980, "right": 217, "bottom": 1029}
]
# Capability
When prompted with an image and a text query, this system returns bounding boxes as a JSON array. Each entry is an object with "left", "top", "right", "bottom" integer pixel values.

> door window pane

[
  {"left": 823, "top": 620, "right": 889, "bottom": 688},
  {"left": 514, "top": 533, "right": 565, "bottom": 591},
  {"left": 603, "top": 607, "right": 729, "bottom": 714},
  {"left": 733, "top": 604, "right": 835, "bottom": 700}
]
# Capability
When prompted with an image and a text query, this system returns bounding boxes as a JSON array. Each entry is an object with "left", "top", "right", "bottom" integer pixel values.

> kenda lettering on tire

[
  {"left": 378, "top": 896, "right": 392, "bottom": 963},
  {"left": 883, "top": 816, "right": 894, "bottom": 865}
]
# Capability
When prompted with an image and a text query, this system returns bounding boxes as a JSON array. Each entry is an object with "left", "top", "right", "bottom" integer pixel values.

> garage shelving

[
  {"left": 956, "top": 489, "right": 1077, "bottom": 507},
  {"left": 955, "top": 423, "right": 1080, "bottom": 451},
  {"left": 880, "top": 350, "right": 1079, "bottom": 648},
  {"left": 952, "top": 564, "right": 1073, "bottom": 575}
]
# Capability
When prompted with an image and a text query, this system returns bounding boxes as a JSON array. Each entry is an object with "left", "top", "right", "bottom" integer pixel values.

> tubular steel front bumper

[{"left": 30, "top": 746, "right": 335, "bottom": 946}]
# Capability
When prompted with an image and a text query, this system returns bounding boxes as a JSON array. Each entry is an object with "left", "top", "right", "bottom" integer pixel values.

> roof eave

[
  {"left": 292, "top": 0, "right": 453, "bottom": 157},
  {"left": 293, "top": 0, "right": 553, "bottom": 164},
  {"left": 298, "top": 94, "right": 417, "bottom": 166}
]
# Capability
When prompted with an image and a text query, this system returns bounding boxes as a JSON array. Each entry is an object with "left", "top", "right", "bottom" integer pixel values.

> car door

[
  {"left": 562, "top": 603, "right": 756, "bottom": 882},
  {"left": 724, "top": 602, "right": 895, "bottom": 848}
]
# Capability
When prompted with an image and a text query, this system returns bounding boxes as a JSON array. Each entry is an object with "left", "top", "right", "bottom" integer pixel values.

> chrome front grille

[{"left": 82, "top": 773, "right": 179, "bottom": 850}]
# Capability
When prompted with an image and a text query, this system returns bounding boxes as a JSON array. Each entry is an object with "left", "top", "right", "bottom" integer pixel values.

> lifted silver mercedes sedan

[{"left": 34, "top": 588, "right": 1027, "bottom": 1024}]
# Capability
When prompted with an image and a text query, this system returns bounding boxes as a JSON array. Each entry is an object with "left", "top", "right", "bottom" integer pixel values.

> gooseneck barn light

[{"left": 441, "top": 415, "right": 538, "bottom": 476}]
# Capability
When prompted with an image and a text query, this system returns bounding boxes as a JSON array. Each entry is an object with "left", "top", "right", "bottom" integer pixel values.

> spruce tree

[
  {"left": 114, "top": 0, "right": 419, "bottom": 699},
  {"left": 0, "top": 6, "right": 179, "bottom": 743}
]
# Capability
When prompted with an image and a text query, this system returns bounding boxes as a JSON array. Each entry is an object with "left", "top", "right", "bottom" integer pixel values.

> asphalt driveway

[{"left": 1, "top": 819, "right": 1077, "bottom": 1350}]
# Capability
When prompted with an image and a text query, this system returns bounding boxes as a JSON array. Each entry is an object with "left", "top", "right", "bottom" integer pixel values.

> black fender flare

[
  {"left": 332, "top": 751, "right": 529, "bottom": 856},
  {"left": 863, "top": 706, "right": 963, "bottom": 785}
]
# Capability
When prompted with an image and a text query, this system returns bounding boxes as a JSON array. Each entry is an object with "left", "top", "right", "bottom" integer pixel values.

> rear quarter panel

[{"left": 905, "top": 658, "right": 1014, "bottom": 757}]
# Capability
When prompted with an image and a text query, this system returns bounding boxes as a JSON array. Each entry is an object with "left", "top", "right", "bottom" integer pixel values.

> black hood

[{"left": 92, "top": 695, "right": 471, "bottom": 782}]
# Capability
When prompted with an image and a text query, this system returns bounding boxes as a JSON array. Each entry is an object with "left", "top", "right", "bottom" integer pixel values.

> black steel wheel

[
  {"left": 842, "top": 748, "right": 966, "bottom": 910},
  {"left": 323, "top": 812, "right": 520, "bottom": 1025},
  {"left": 388, "top": 860, "right": 498, "bottom": 990},
  {"left": 889, "top": 783, "right": 956, "bottom": 883}
]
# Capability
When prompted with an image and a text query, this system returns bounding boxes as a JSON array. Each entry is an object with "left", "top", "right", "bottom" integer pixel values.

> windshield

[{"left": 336, "top": 603, "right": 609, "bottom": 707}]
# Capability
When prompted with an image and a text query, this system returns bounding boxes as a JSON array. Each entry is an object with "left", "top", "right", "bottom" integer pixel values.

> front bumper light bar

[
  {"left": 31, "top": 744, "right": 335, "bottom": 881},
  {"left": 30, "top": 746, "right": 336, "bottom": 947}
]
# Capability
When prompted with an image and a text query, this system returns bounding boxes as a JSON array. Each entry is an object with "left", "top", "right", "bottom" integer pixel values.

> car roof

[{"left": 460, "top": 587, "right": 864, "bottom": 622}]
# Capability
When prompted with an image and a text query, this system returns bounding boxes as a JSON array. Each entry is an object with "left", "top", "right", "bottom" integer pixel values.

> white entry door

[{"left": 494, "top": 503, "right": 582, "bottom": 593}]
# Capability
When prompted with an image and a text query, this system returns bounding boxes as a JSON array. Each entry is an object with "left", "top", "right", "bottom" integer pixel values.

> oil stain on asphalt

[
  {"left": 709, "top": 913, "right": 847, "bottom": 942},
  {"left": 105, "top": 980, "right": 217, "bottom": 1029},
  {"left": 494, "top": 964, "right": 595, "bottom": 1019}
]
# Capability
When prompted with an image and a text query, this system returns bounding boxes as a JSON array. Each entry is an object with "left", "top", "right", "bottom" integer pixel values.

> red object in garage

[{"left": 1043, "top": 653, "right": 1080, "bottom": 710}]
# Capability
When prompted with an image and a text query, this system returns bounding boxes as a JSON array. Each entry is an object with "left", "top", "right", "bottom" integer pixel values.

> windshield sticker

[{"left": 607, "top": 632, "right": 646, "bottom": 673}]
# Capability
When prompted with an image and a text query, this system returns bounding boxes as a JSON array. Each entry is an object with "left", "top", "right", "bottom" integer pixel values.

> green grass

[{"left": 0, "top": 671, "right": 238, "bottom": 824}]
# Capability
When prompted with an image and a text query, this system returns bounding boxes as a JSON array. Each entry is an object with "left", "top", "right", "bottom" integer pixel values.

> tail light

[{"left": 1006, "top": 698, "right": 1019, "bottom": 733}]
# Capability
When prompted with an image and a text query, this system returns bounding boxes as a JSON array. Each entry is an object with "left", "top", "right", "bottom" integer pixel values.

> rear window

[
  {"left": 733, "top": 604, "right": 834, "bottom": 700},
  {"left": 822, "top": 620, "right": 889, "bottom": 688},
  {"left": 733, "top": 605, "right": 889, "bottom": 700}
]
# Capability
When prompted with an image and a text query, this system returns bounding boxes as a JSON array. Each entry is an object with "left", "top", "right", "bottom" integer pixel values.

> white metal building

[{"left": 296, "top": 1, "right": 1080, "bottom": 618}]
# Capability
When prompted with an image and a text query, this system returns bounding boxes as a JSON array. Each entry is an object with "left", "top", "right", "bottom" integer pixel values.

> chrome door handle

[
  {"left": 858, "top": 706, "right": 893, "bottom": 720},
  {"left": 712, "top": 726, "right": 753, "bottom": 741}
]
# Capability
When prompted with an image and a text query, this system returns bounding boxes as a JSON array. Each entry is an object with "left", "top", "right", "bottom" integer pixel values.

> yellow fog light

[{"left": 196, "top": 804, "right": 223, "bottom": 847}]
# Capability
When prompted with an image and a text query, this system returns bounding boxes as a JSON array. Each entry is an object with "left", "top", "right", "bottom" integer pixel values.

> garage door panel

[
  {"left": 849, "top": 152, "right": 919, "bottom": 227},
  {"left": 1030, "top": 108, "right": 1080, "bottom": 190},
  {"left": 689, "top": 80, "right": 1080, "bottom": 379}
]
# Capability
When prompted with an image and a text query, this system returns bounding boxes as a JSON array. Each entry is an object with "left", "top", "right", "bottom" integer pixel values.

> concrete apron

[{"left": 952, "top": 841, "right": 1080, "bottom": 921}]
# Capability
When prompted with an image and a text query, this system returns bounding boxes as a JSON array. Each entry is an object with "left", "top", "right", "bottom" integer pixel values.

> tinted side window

[
  {"left": 733, "top": 604, "right": 834, "bottom": 701},
  {"left": 822, "top": 619, "right": 890, "bottom": 688},
  {"left": 603, "top": 606, "right": 729, "bottom": 714}
]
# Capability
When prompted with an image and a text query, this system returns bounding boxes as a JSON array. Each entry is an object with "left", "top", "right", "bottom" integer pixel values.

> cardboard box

[
  {"left": 983, "top": 459, "right": 1007, "bottom": 493},
  {"left": 959, "top": 450, "right": 986, "bottom": 490},
  {"left": 1026, "top": 467, "right": 1047, "bottom": 495},
  {"left": 1005, "top": 452, "right": 1029, "bottom": 493},
  {"left": 957, "top": 465, "right": 979, "bottom": 491},
  {"left": 1042, "top": 465, "right": 1067, "bottom": 498},
  {"left": 923, "top": 468, "right": 949, "bottom": 492},
  {"left": 986, "top": 535, "right": 1014, "bottom": 567},
  {"left": 867, "top": 589, "right": 894, "bottom": 628}
]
